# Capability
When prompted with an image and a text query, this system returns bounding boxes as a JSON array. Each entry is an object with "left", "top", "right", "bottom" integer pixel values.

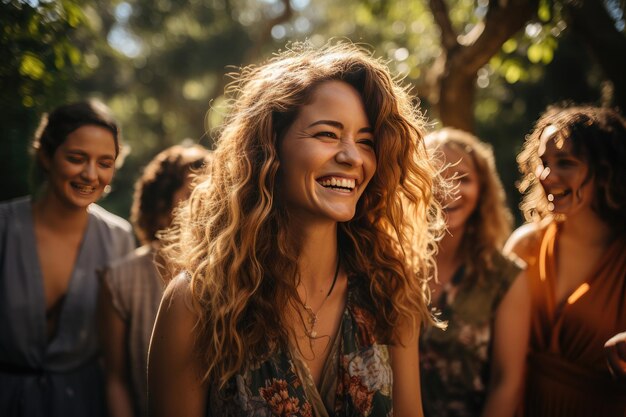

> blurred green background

[{"left": 2, "top": 0, "right": 625, "bottom": 226}]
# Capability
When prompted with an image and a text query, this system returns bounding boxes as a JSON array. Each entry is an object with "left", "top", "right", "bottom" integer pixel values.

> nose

[
  {"left": 81, "top": 161, "right": 98, "bottom": 182},
  {"left": 336, "top": 140, "right": 364, "bottom": 167}
]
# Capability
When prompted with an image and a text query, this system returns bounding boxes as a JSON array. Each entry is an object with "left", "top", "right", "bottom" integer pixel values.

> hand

[{"left": 604, "top": 332, "right": 626, "bottom": 379}]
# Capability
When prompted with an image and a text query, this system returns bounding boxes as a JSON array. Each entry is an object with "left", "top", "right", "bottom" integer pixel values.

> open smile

[
  {"left": 71, "top": 183, "right": 97, "bottom": 195},
  {"left": 316, "top": 176, "right": 357, "bottom": 193},
  {"left": 546, "top": 187, "right": 571, "bottom": 200}
]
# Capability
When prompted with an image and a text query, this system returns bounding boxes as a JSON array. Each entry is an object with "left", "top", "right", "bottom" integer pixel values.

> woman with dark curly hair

[
  {"left": 0, "top": 100, "right": 135, "bottom": 417},
  {"left": 420, "top": 128, "right": 529, "bottom": 417},
  {"left": 98, "top": 144, "right": 210, "bottom": 417},
  {"left": 504, "top": 105, "right": 626, "bottom": 417},
  {"left": 148, "top": 42, "right": 446, "bottom": 417}
]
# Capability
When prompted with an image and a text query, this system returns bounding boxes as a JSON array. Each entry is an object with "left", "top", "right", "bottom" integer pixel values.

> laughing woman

[
  {"left": 0, "top": 101, "right": 135, "bottom": 417},
  {"left": 504, "top": 105, "right": 626, "bottom": 417},
  {"left": 148, "top": 42, "right": 445, "bottom": 417},
  {"left": 420, "top": 129, "right": 529, "bottom": 417}
]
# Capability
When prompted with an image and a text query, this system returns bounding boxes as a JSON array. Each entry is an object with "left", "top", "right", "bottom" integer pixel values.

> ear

[{"left": 38, "top": 150, "right": 52, "bottom": 172}]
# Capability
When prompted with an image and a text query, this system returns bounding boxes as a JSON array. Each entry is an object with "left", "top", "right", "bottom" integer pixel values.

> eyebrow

[
  {"left": 541, "top": 151, "right": 575, "bottom": 159},
  {"left": 66, "top": 149, "right": 116, "bottom": 160},
  {"left": 307, "top": 120, "right": 373, "bottom": 133}
]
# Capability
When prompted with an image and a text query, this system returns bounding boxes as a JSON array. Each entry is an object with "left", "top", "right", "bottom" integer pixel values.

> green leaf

[
  {"left": 19, "top": 53, "right": 45, "bottom": 80},
  {"left": 538, "top": 2, "right": 551, "bottom": 22},
  {"left": 502, "top": 39, "right": 517, "bottom": 54},
  {"left": 505, "top": 64, "right": 522, "bottom": 83},
  {"left": 542, "top": 46, "right": 554, "bottom": 64},
  {"left": 527, "top": 44, "right": 542, "bottom": 63}
]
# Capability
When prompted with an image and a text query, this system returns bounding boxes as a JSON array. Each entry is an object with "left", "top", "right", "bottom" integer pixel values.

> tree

[
  {"left": 426, "top": 0, "right": 539, "bottom": 132},
  {"left": 0, "top": 0, "right": 92, "bottom": 201}
]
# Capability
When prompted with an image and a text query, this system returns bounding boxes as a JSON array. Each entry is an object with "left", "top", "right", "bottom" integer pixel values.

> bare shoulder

[
  {"left": 159, "top": 272, "right": 195, "bottom": 320},
  {"left": 503, "top": 220, "right": 549, "bottom": 265}
]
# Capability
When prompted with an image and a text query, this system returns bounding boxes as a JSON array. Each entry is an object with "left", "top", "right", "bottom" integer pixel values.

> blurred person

[
  {"left": 148, "top": 42, "right": 446, "bottom": 417},
  {"left": 420, "top": 128, "right": 529, "bottom": 417},
  {"left": 98, "top": 144, "right": 211, "bottom": 417},
  {"left": 504, "top": 105, "right": 626, "bottom": 416},
  {"left": 0, "top": 100, "right": 135, "bottom": 417}
]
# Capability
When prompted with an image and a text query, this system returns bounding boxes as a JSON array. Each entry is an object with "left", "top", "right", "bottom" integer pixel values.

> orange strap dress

[{"left": 523, "top": 222, "right": 626, "bottom": 417}]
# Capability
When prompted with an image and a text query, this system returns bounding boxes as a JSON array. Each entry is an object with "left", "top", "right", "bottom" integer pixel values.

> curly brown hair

[
  {"left": 131, "top": 144, "right": 210, "bottom": 245},
  {"left": 426, "top": 128, "right": 513, "bottom": 284},
  {"left": 163, "top": 41, "right": 446, "bottom": 388},
  {"left": 517, "top": 105, "right": 626, "bottom": 236}
]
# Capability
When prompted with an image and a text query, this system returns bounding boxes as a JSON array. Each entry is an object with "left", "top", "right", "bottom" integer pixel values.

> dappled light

[{"left": 2, "top": 0, "right": 625, "bottom": 221}]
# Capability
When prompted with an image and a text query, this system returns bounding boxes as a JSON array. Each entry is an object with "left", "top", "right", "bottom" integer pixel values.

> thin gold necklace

[{"left": 302, "top": 254, "right": 341, "bottom": 339}]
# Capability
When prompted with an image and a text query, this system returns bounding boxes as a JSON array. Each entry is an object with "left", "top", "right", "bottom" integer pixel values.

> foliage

[
  {"left": 2, "top": 0, "right": 624, "bottom": 226},
  {"left": 0, "top": 0, "right": 94, "bottom": 201}
]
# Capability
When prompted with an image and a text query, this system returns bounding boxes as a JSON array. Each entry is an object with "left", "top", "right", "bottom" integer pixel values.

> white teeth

[
  {"left": 319, "top": 177, "right": 355, "bottom": 190},
  {"left": 73, "top": 184, "right": 95, "bottom": 194}
]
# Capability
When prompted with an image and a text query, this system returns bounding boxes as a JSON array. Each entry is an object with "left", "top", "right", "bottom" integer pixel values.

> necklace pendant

[{"left": 309, "top": 330, "right": 317, "bottom": 338}]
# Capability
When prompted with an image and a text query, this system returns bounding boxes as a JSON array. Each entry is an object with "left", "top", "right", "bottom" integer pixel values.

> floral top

[
  {"left": 419, "top": 252, "right": 521, "bottom": 417},
  {"left": 206, "top": 277, "right": 393, "bottom": 417}
]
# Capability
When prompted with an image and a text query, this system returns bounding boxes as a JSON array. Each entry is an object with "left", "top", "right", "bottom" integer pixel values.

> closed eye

[
  {"left": 66, "top": 156, "right": 84, "bottom": 164},
  {"left": 99, "top": 160, "right": 115, "bottom": 169},
  {"left": 358, "top": 138, "right": 375, "bottom": 148},
  {"left": 315, "top": 131, "right": 339, "bottom": 139}
]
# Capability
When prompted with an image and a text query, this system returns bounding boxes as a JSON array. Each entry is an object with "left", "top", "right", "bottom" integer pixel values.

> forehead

[
  {"left": 538, "top": 124, "right": 573, "bottom": 157},
  {"left": 297, "top": 80, "right": 369, "bottom": 123},
  {"left": 58, "top": 125, "right": 117, "bottom": 156},
  {"left": 441, "top": 145, "right": 475, "bottom": 173}
]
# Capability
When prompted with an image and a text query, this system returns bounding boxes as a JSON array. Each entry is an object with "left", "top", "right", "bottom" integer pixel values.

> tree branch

[
  {"left": 429, "top": 0, "right": 458, "bottom": 51},
  {"left": 460, "top": 0, "right": 537, "bottom": 74}
]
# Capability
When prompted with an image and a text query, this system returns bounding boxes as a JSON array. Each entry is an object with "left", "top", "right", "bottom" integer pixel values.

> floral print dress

[
  {"left": 419, "top": 253, "right": 520, "bottom": 417},
  {"left": 206, "top": 278, "right": 393, "bottom": 417}
]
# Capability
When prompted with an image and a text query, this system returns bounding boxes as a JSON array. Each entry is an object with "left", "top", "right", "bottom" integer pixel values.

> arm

[
  {"left": 148, "top": 275, "right": 207, "bottom": 417},
  {"left": 97, "top": 275, "right": 135, "bottom": 417},
  {"left": 480, "top": 271, "right": 531, "bottom": 417},
  {"left": 604, "top": 332, "right": 626, "bottom": 379},
  {"left": 390, "top": 320, "right": 424, "bottom": 417}
]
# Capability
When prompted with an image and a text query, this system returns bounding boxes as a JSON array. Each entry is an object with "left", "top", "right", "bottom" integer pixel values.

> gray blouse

[
  {"left": 102, "top": 244, "right": 165, "bottom": 417},
  {"left": 0, "top": 196, "right": 134, "bottom": 417}
]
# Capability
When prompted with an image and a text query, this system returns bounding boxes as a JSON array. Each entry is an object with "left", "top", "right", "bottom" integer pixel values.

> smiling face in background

[
  {"left": 440, "top": 145, "right": 480, "bottom": 234},
  {"left": 42, "top": 125, "right": 117, "bottom": 210},
  {"left": 278, "top": 80, "right": 377, "bottom": 224},
  {"left": 536, "top": 125, "right": 595, "bottom": 217}
]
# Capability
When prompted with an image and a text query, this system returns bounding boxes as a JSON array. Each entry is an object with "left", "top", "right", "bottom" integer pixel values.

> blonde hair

[
  {"left": 163, "top": 41, "right": 445, "bottom": 388},
  {"left": 426, "top": 128, "right": 513, "bottom": 284}
]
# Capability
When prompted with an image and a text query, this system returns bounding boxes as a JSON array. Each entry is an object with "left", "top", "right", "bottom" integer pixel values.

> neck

[
  {"left": 437, "top": 226, "right": 465, "bottom": 266},
  {"left": 295, "top": 221, "right": 339, "bottom": 296},
  {"left": 559, "top": 208, "right": 613, "bottom": 247},
  {"left": 33, "top": 191, "right": 90, "bottom": 233}
]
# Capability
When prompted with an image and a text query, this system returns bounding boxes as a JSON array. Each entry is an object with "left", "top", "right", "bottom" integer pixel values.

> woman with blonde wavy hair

[
  {"left": 420, "top": 128, "right": 529, "bottom": 417},
  {"left": 148, "top": 42, "right": 445, "bottom": 417}
]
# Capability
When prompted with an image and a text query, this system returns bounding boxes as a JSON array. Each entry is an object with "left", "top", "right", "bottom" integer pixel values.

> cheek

[
  {"left": 100, "top": 169, "right": 116, "bottom": 185},
  {"left": 363, "top": 152, "right": 377, "bottom": 182},
  {"left": 462, "top": 183, "right": 480, "bottom": 209}
]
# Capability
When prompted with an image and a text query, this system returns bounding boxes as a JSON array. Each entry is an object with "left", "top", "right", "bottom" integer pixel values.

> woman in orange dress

[{"left": 504, "top": 105, "right": 626, "bottom": 417}]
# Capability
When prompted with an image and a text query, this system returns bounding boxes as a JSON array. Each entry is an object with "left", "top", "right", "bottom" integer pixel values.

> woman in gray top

[{"left": 0, "top": 100, "right": 135, "bottom": 417}]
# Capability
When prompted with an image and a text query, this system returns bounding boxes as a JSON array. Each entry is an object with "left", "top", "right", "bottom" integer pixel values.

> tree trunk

[{"left": 426, "top": 0, "right": 538, "bottom": 132}]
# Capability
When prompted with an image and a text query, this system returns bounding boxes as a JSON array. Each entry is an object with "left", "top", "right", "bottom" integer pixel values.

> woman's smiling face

[
  {"left": 536, "top": 125, "right": 595, "bottom": 216},
  {"left": 439, "top": 145, "right": 480, "bottom": 234},
  {"left": 42, "top": 124, "right": 117, "bottom": 209},
  {"left": 278, "top": 80, "right": 377, "bottom": 224}
]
